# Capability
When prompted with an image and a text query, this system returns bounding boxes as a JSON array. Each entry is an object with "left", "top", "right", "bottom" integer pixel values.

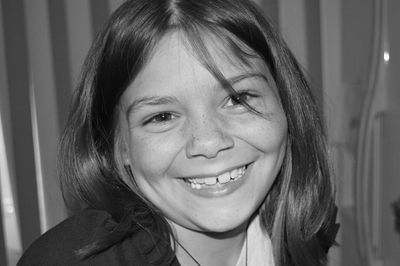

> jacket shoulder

[{"left": 17, "top": 209, "right": 148, "bottom": 265}]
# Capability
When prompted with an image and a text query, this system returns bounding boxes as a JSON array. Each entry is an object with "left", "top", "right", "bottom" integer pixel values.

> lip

[{"left": 178, "top": 162, "right": 253, "bottom": 197}]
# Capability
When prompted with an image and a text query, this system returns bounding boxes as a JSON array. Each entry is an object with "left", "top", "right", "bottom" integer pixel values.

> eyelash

[
  {"left": 143, "top": 112, "right": 177, "bottom": 125},
  {"left": 225, "top": 91, "right": 259, "bottom": 107}
]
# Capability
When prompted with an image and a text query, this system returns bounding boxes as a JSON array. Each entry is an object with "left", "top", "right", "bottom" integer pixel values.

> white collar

[{"left": 235, "top": 215, "right": 275, "bottom": 266}]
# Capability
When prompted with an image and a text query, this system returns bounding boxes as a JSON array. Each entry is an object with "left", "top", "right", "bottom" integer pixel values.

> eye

[
  {"left": 225, "top": 91, "right": 259, "bottom": 108},
  {"left": 143, "top": 112, "right": 177, "bottom": 125}
]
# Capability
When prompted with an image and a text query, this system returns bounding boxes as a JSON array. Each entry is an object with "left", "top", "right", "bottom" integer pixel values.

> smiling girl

[{"left": 18, "top": 0, "right": 338, "bottom": 265}]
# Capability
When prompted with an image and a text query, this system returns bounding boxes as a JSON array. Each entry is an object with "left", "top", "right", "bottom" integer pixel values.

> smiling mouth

[{"left": 182, "top": 165, "right": 248, "bottom": 189}]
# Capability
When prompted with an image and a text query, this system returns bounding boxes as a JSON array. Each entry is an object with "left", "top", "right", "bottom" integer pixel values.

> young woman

[{"left": 18, "top": 0, "right": 339, "bottom": 265}]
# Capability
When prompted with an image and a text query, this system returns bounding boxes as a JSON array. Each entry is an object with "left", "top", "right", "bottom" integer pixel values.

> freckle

[{"left": 201, "top": 114, "right": 206, "bottom": 124}]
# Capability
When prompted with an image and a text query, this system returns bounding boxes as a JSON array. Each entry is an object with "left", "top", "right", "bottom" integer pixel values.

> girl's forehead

[
  {"left": 119, "top": 32, "right": 275, "bottom": 109},
  {"left": 142, "top": 31, "right": 267, "bottom": 81}
]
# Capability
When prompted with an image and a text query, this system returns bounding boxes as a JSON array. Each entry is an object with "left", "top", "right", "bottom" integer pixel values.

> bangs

[
  {"left": 169, "top": 25, "right": 273, "bottom": 114},
  {"left": 182, "top": 26, "right": 260, "bottom": 77},
  {"left": 163, "top": 0, "right": 277, "bottom": 112}
]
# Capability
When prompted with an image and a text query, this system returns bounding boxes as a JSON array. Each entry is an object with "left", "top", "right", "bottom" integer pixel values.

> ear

[
  {"left": 113, "top": 118, "right": 129, "bottom": 160},
  {"left": 120, "top": 137, "right": 131, "bottom": 166},
  {"left": 113, "top": 126, "right": 133, "bottom": 181}
]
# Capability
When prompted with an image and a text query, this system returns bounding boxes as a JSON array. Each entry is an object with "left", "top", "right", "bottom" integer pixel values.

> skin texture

[{"left": 117, "top": 32, "right": 287, "bottom": 265}]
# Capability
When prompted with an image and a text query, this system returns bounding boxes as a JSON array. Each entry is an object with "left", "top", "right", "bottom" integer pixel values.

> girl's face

[{"left": 118, "top": 33, "right": 287, "bottom": 233}]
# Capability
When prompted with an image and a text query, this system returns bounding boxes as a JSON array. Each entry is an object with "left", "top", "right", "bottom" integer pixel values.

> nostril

[{"left": 185, "top": 129, "right": 234, "bottom": 159}]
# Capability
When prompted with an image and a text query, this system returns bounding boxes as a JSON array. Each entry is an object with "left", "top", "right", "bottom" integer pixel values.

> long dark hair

[{"left": 59, "top": 0, "right": 338, "bottom": 265}]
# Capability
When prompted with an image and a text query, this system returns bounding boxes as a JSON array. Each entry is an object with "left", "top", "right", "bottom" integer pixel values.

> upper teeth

[{"left": 185, "top": 165, "right": 246, "bottom": 188}]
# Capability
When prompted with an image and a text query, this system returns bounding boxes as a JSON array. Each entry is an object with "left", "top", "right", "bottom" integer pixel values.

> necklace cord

[
  {"left": 175, "top": 229, "right": 248, "bottom": 266},
  {"left": 176, "top": 240, "right": 201, "bottom": 266}
]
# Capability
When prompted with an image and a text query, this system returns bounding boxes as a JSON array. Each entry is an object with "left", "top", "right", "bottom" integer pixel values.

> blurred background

[{"left": 0, "top": 0, "right": 399, "bottom": 265}]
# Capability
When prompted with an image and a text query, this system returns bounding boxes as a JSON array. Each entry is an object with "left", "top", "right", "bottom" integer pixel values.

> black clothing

[{"left": 17, "top": 210, "right": 180, "bottom": 266}]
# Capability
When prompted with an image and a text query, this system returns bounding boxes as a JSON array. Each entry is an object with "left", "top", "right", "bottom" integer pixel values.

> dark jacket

[{"left": 18, "top": 210, "right": 180, "bottom": 266}]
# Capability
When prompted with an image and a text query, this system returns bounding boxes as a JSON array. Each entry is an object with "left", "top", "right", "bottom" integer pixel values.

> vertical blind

[{"left": 0, "top": 1, "right": 124, "bottom": 264}]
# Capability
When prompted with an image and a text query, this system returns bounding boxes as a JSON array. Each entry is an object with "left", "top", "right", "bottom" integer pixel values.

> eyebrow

[
  {"left": 126, "top": 72, "right": 269, "bottom": 115},
  {"left": 228, "top": 72, "right": 268, "bottom": 84},
  {"left": 126, "top": 96, "right": 178, "bottom": 116}
]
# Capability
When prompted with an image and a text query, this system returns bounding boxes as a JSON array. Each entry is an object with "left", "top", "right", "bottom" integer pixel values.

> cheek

[
  {"left": 127, "top": 131, "right": 184, "bottom": 179},
  {"left": 234, "top": 113, "right": 288, "bottom": 152}
]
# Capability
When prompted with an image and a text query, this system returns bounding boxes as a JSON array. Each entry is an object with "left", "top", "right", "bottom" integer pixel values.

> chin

[{"left": 193, "top": 213, "right": 252, "bottom": 235}]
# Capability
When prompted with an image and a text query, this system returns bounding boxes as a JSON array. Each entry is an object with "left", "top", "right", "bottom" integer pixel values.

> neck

[{"left": 171, "top": 221, "right": 248, "bottom": 266}]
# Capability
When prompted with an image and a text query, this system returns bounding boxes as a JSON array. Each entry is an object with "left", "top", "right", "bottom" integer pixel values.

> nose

[{"left": 185, "top": 115, "right": 234, "bottom": 159}]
